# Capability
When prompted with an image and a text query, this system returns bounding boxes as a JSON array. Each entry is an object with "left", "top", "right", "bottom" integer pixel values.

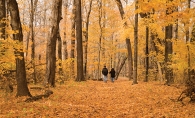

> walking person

[
  {"left": 109, "top": 68, "right": 115, "bottom": 83},
  {"left": 102, "top": 66, "right": 108, "bottom": 83}
]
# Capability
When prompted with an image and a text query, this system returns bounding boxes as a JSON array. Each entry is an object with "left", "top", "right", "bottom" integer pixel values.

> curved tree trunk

[
  {"left": 45, "top": 0, "right": 62, "bottom": 87},
  {"left": 115, "top": 0, "right": 133, "bottom": 81},
  {"left": 7, "top": 0, "right": 31, "bottom": 97},
  {"left": 115, "top": 57, "right": 128, "bottom": 80}
]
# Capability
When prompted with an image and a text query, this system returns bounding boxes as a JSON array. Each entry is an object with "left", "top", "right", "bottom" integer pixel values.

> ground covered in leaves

[{"left": 0, "top": 77, "right": 195, "bottom": 118}]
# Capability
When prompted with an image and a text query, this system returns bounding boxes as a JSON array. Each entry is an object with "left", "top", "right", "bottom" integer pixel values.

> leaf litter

[{"left": 0, "top": 78, "right": 195, "bottom": 118}]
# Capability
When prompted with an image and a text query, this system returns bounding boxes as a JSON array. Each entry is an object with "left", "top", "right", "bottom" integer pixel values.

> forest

[{"left": 0, "top": 0, "right": 195, "bottom": 117}]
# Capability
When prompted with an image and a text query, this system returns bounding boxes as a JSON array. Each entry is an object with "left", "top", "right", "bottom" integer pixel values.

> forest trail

[{"left": 0, "top": 77, "right": 195, "bottom": 118}]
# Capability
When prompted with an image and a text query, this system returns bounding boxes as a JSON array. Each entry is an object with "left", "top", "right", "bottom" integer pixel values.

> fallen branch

[
  {"left": 25, "top": 90, "right": 53, "bottom": 102},
  {"left": 178, "top": 87, "right": 195, "bottom": 102},
  {"left": 30, "top": 87, "right": 43, "bottom": 90}
]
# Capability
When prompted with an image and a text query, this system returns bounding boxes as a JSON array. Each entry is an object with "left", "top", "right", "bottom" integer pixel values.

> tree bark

[
  {"left": 63, "top": 2, "right": 68, "bottom": 60},
  {"left": 145, "top": 26, "right": 149, "bottom": 82},
  {"left": 191, "top": 24, "right": 195, "bottom": 43},
  {"left": 26, "top": 0, "right": 38, "bottom": 62},
  {"left": 97, "top": 0, "right": 103, "bottom": 80},
  {"left": 30, "top": 0, "right": 38, "bottom": 84},
  {"left": 115, "top": 0, "right": 125, "bottom": 19},
  {"left": 45, "top": 0, "right": 62, "bottom": 87},
  {"left": 70, "top": 0, "right": 76, "bottom": 58},
  {"left": 84, "top": 0, "right": 93, "bottom": 78},
  {"left": 0, "top": 0, "right": 6, "bottom": 39},
  {"left": 165, "top": 25, "right": 173, "bottom": 85},
  {"left": 115, "top": 0, "right": 133, "bottom": 80},
  {"left": 7, "top": 0, "right": 31, "bottom": 97},
  {"left": 186, "top": 0, "right": 191, "bottom": 82},
  {"left": 126, "top": 39, "right": 133, "bottom": 80},
  {"left": 70, "top": 0, "right": 76, "bottom": 79},
  {"left": 115, "top": 57, "right": 128, "bottom": 80},
  {"left": 57, "top": 30, "right": 63, "bottom": 80},
  {"left": 133, "top": 0, "right": 138, "bottom": 84},
  {"left": 75, "top": 0, "right": 84, "bottom": 81},
  {"left": 165, "top": 0, "right": 174, "bottom": 85}
]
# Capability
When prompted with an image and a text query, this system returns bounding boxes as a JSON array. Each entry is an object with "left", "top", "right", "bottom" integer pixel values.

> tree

[
  {"left": 133, "top": 0, "right": 138, "bottom": 84},
  {"left": 26, "top": 0, "right": 38, "bottom": 61},
  {"left": 57, "top": 30, "right": 63, "bottom": 80},
  {"left": 62, "top": 1, "right": 68, "bottom": 60},
  {"left": 165, "top": 0, "right": 174, "bottom": 85},
  {"left": 70, "top": 0, "right": 76, "bottom": 79},
  {"left": 115, "top": 0, "right": 133, "bottom": 80},
  {"left": 185, "top": 0, "right": 191, "bottom": 82},
  {"left": 145, "top": 26, "right": 149, "bottom": 82},
  {"left": 83, "top": 0, "right": 93, "bottom": 78},
  {"left": 191, "top": 24, "right": 195, "bottom": 43},
  {"left": 97, "top": 0, "right": 103, "bottom": 80},
  {"left": 75, "top": 0, "right": 84, "bottom": 81},
  {"left": 30, "top": 0, "right": 38, "bottom": 84},
  {"left": 7, "top": 0, "right": 31, "bottom": 97},
  {"left": 0, "top": 0, "right": 5, "bottom": 39},
  {"left": 45, "top": 0, "right": 62, "bottom": 87}
]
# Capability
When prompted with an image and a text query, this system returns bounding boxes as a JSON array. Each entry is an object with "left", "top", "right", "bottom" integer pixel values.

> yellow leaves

[
  {"left": 22, "top": 25, "right": 30, "bottom": 32},
  {"left": 6, "top": 30, "right": 19, "bottom": 35},
  {"left": 0, "top": 37, "right": 25, "bottom": 74}
]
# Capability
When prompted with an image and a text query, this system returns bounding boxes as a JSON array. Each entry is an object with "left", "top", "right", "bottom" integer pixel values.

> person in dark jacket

[
  {"left": 102, "top": 66, "right": 108, "bottom": 83},
  {"left": 109, "top": 68, "right": 115, "bottom": 83}
]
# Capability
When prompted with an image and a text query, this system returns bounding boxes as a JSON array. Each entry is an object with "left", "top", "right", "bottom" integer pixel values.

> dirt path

[{"left": 0, "top": 78, "right": 195, "bottom": 117}]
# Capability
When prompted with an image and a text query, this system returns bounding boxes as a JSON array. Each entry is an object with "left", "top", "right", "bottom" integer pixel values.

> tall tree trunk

[
  {"left": 97, "top": 0, "right": 102, "bottom": 80},
  {"left": 165, "top": 25, "right": 173, "bottom": 85},
  {"left": 63, "top": 2, "right": 68, "bottom": 60},
  {"left": 115, "top": 0, "right": 133, "bottom": 80},
  {"left": 26, "top": 0, "right": 38, "bottom": 62},
  {"left": 191, "top": 24, "right": 195, "bottom": 43},
  {"left": 75, "top": 0, "right": 84, "bottom": 81},
  {"left": 63, "top": 38, "right": 68, "bottom": 60},
  {"left": 186, "top": 0, "right": 191, "bottom": 82},
  {"left": 165, "top": 0, "right": 174, "bottom": 85},
  {"left": 7, "top": 0, "right": 31, "bottom": 97},
  {"left": 84, "top": 0, "right": 93, "bottom": 78},
  {"left": 70, "top": 0, "right": 76, "bottom": 79},
  {"left": 0, "top": 0, "right": 6, "bottom": 40},
  {"left": 45, "top": 0, "right": 62, "bottom": 87},
  {"left": 174, "top": 6, "right": 178, "bottom": 40},
  {"left": 126, "top": 39, "right": 133, "bottom": 80},
  {"left": 30, "top": 0, "right": 37, "bottom": 84},
  {"left": 145, "top": 26, "right": 149, "bottom": 82},
  {"left": 57, "top": 30, "right": 63, "bottom": 80},
  {"left": 133, "top": 0, "right": 138, "bottom": 84}
]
